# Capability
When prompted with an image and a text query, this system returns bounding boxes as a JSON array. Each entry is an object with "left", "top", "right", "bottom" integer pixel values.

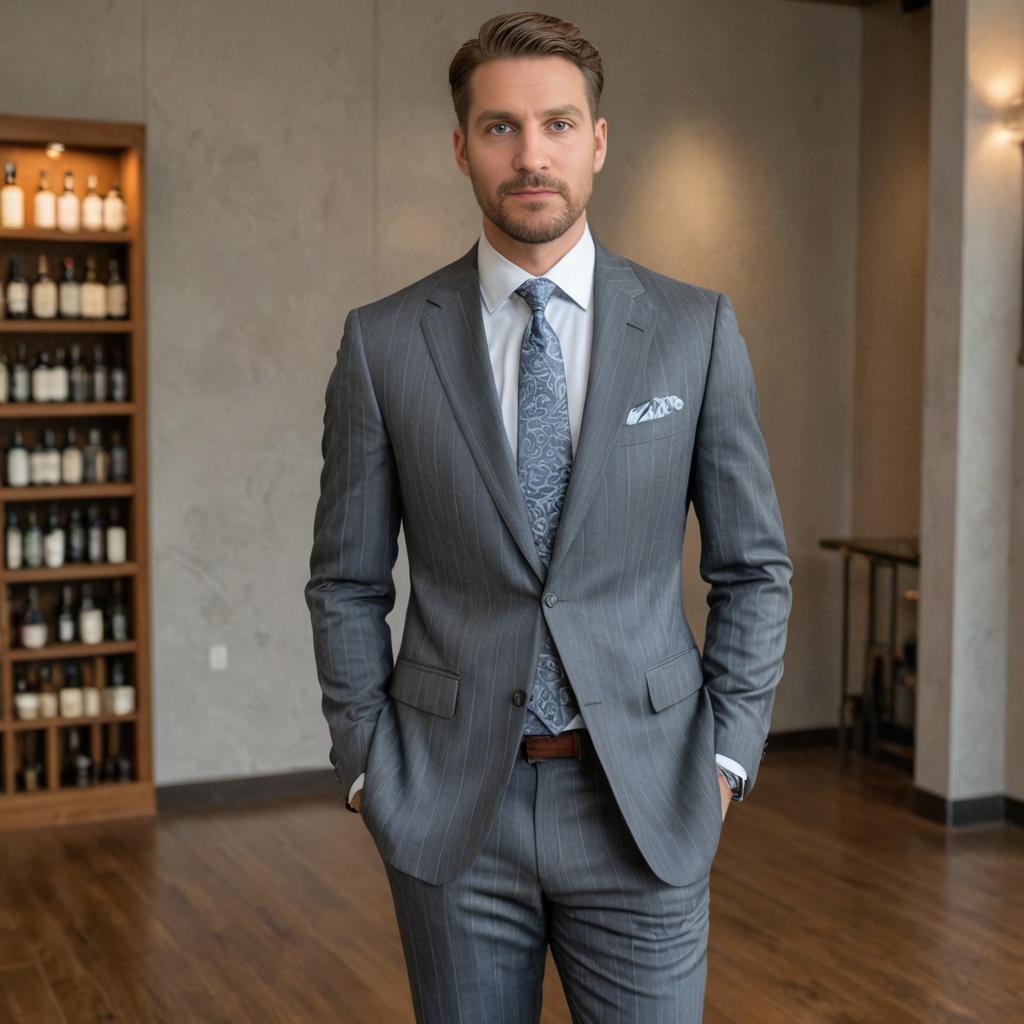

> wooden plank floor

[{"left": 1, "top": 748, "right": 1021, "bottom": 1023}]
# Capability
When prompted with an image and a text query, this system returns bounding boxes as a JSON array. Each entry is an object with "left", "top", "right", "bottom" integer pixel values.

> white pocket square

[{"left": 625, "top": 395, "right": 684, "bottom": 425}]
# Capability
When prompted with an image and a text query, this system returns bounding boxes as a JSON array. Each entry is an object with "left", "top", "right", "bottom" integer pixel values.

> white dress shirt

[{"left": 347, "top": 220, "right": 746, "bottom": 806}]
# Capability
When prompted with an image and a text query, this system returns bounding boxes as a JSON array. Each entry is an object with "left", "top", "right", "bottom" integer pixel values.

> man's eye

[
  {"left": 489, "top": 123, "right": 512, "bottom": 135},
  {"left": 551, "top": 121, "right": 572, "bottom": 131}
]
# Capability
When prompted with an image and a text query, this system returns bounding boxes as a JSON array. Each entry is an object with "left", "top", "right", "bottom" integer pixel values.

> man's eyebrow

[{"left": 473, "top": 104, "right": 585, "bottom": 128}]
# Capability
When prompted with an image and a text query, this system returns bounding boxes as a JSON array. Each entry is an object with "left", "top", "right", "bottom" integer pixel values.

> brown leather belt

[{"left": 520, "top": 729, "right": 593, "bottom": 763}]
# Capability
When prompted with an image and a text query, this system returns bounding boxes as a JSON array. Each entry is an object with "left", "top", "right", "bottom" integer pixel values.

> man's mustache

[{"left": 501, "top": 178, "right": 566, "bottom": 196}]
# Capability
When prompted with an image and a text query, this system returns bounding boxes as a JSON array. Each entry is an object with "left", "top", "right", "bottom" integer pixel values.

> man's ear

[
  {"left": 592, "top": 116, "right": 608, "bottom": 174},
  {"left": 453, "top": 127, "right": 470, "bottom": 177}
]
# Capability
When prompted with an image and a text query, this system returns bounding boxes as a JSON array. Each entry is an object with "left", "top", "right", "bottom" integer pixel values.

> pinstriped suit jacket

[{"left": 304, "top": 231, "right": 793, "bottom": 888}]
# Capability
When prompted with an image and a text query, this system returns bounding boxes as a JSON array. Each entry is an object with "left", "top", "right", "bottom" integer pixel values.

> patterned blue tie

[{"left": 514, "top": 277, "right": 582, "bottom": 735}]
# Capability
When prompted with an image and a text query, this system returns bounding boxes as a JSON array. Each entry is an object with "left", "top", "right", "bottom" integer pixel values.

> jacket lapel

[{"left": 419, "top": 231, "right": 656, "bottom": 586}]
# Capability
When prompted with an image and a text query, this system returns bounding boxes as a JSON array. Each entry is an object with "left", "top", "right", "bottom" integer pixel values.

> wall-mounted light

[
  {"left": 44, "top": 142, "right": 64, "bottom": 159},
  {"left": 1010, "top": 98, "right": 1024, "bottom": 365}
]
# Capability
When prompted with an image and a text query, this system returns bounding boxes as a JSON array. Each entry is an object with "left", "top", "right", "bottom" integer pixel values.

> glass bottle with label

[
  {"left": 20, "top": 584, "right": 48, "bottom": 648},
  {"left": 80, "top": 256, "right": 106, "bottom": 318},
  {"left": 83, "top": 672, "right": 101, "bottom": 716},
  {"left": 106, "top": 258, "right": 128, "bottom": 318},
  {"left": 106, "top": 658, "right": 136, "bottom": 715},
  {"left": 87, "top": 503, "right": 105, "bottom": 561},
  {"left": 11, "top": 341, "right": 30, "bottom": 400},
  {"left": 38, "top": 665, "right": 59, "bottom": 718},
  {"left": 1, "top": 161, "right": 25, "bottom": 228},
  {"left": 60, "top": 662, "right": 84, "bottom": 718},
  {"left": 17, "top": 733, "right": 45, "bottom": 791},
  {"left": 67, "top": 507, "right": 86, "bottom": 562},
  {"left": 79, "top": 581, "right": 104, "bottom": 643},
  {"left": 92, "top": 344, "right": 108, "bottom": 400},
  {"left": 30, "top": 349, "right": 51, "bottom": 401},
  {"left": 62, "top": 727, "right": 93, "bottom": 786},
  {"left": 109, "top": 579, "right": 130, "bottom": 640},
  {"left": 110, "top": 348, "right": 128, "bottom": 401},
  {"left": 82, "top": 174, "right": 103, "bottom": 231},
  {"left": 14, "top": 671, "right": 39, "bottom": 720},
  {"left": 23, "top": 510, "right": 43, "bottom": 568},
  {"left": 102, "top": 182, "right": 127, "bottom": 231},
  {"left": 62, "top": 426, "right": 84, "bottom": 483},
  {"left": 110, "top": 430, "right": 128, "bottom": 481},
  {"left": 42, "top": 429, "right": 61, "bottom": 483},
  {"left": 5, "top": 430, "right": 29, "bottom": 486},
  {"left": 106, "top": 505, "right": 127, "bottom": 562},
  {"left": 84, "top": 429, "right": 109, "bottom": 483},
  {"left": 69, "top": 342, "right": 89, "bottom": 401},
  {"left": 59, "top": 256, "right": 81, "bottom": 318},
  {"left": 58, "top": 584, "right": 76, "bottom": 641},
  {"left": 34, "top": 168, "right": 57, "bottom": 229},
  {"left": 57, "top": 170, "right": 80, "bottom": 233},
  {"left": 6, "top": 507, "right": 23, "bottom": 568},
  {"left": 43, "top": 503, "right": 65, "bottom": 568},
  {"left": 5, "top": 254, "right": 30, "bottom": 318},
  {"left": 31, "top": 255, "right": 58, "bottom": 319},
  {"left": 50, "top": 346, "right": 69, "bottom": 401}
]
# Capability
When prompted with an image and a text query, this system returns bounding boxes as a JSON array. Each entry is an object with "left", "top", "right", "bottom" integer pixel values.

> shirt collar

[{"left": 477, "top": 220, "right": 595, "bottom": 315}]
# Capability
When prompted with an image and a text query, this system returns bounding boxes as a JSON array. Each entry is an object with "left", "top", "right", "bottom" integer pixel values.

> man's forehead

[{"left": 468, "top": 56, "right": 588, "bottom": 110}]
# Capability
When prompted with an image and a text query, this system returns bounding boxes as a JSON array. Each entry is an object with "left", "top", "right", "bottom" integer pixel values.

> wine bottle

[
  {"left": 58, "top": 583, "right": 76, "bottom": 642},
  {"left": 67, "top": 507, "right": 86, "bottom": 561},
  {"left": 20, "top": 584, "right": 48, "bottom": 648},
  {"left": 91, "top": 344, "right": 108, "bottom": 400},
  {"left": 69, "top": 342, "right": 89, "bottom": 401},
  {"left": 30, "top": 348, "right": 52, "bottom": 401},
  {"left": 84, "top": 429, "right": 109, "bottom": 483},
  {"left": 57, "top": 170, "right": 80, "bottom": 233},
  {"left": 109, "top": 579, "right": 130, "bottom": 641},
  {"left": 0, "top": 350, "right": 9, "bottom": 402},
  {"left": 106, "top": 505, "right": 127, "bottom": 563},
  {"left": 5, "top": 254, "right": 30, "bottom": 319},
  {"left": 110, "top": 429, "right": 128, "bottom": 481},
  {"left": 50, "top": 345, "right": 69, "bottom": 401},
  {"left": 79, "top": 581, "right": 104, "bottom": 643},
  {"left": 5, "top": 507, "right": 23, "bottom": 568},
  {"left": 14, "top": 670, "right": 40, "bottom": 721},
  {"left": 43, "top": 502, "right": 65, "bottom": 568},
  {"left": 82, "top": 174, "right": 103, "bottom": 231},
  {"left": 5, "top": 430, "right": 29, "bottom": 487},
  {"left": 34, "top": 168, "right": 57, "bottom": 229},
  {"left": 31, "top": 254, "right": 58, "bottom": 319},
  {"left": 1, "top": 161, "right": 25, "bottom": 229},
  {"left": 11, "top": 341, "right": 30, "bottom": 401},
  {"left": 106, "top": 258, "right": 127, "bottom": 318},
  {"left": 23, "top": 511, "right": 43, "bottom": 567},
  {"left": 110, "top": 348, "right": 128, "bottom": 401},
  {"left": 86, "top": 503, "right": 105, "bottom": 561},
  {"left": 80, "top": 256, "right": 106, "bottom": 318},
  {"left": 62, "top": 727, "right": 93, "bottom": 787},
  {"left": 59, "top": 256, "right": 81, "bottom": 318},
  {"left": 17, "top": 732, "right": 45, "bottom": 791},
  {"left": 102, "top": 182, "right": 127, "bottom": 231},
  {"left": 62, "top": 426, "right": 84, "bottom": 484}
]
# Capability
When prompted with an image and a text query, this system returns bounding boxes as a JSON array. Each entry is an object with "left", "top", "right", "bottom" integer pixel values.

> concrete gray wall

[{"left": 1, "top": 1, "right": 881, "bottom": 787}]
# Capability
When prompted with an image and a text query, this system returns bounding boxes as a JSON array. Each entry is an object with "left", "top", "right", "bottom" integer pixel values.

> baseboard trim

[
  {"left": 157, "top": 768, "right": 339, "bottom": 811},
  {"left": 912, "top": 787, "right": 1013, "bottom": 827}
]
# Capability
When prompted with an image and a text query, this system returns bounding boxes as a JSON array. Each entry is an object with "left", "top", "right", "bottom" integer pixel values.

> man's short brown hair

[{"left": 449, "top": 12, "right": 604, "bottom": 133}]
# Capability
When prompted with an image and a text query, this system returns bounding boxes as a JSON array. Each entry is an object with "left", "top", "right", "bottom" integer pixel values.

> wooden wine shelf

[
  {"left": 0, "top": 226, "right": 134, "bottom": 244},
  {"left": 8, "top": 711, "right": 138, "bottom": 732},
  {"left": 0, "top": 111, "right": 153, "bottom": 831},
  {"left": 0, "top": 320, "right": 135, "bottom": 333},
  {"left": 8, "top": 639, "right": 136, "bottom": 663},
  {"left": 0, "top": 483, "right": 134, "bottom": 501},
  {"left": 1, "top": 561, "right": 138, "bottom": 583},
  {"left": 0, "top": 401, "right": 137, "bottom": 418}
]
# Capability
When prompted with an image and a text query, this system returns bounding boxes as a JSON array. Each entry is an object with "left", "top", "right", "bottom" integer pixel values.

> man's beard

[{"left": 469, "top": 168, "right": 588, "bottom": 244}]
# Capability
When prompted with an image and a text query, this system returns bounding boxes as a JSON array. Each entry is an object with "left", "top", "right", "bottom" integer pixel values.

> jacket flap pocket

[
  {"left": 645, "top": 644, "right": 703, "bottom": 712},
  {"left": 390, "top": 656, "right": 460, "bottom": 718}
]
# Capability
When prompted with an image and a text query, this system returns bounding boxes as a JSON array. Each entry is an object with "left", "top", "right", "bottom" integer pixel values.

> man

[{"left": 305, "top": 11, "right": 793, "bottom": 1022}]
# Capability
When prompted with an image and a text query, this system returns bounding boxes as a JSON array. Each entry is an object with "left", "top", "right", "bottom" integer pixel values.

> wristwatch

[{"left": 717, "top": 764, "right": 746, "bottom": 802}]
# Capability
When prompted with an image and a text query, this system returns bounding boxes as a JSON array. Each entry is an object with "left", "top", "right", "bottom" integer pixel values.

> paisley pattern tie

[{"left": 514, "top": 277, "right": 582, "bottom": 736}]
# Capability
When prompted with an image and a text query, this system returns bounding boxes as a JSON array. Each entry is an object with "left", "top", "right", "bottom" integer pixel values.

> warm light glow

[
  {"left": 1004, "top": 97, "right": 1024, "bottom": 144},
  {"left": 45, "top": 142, "right": 65, "bottom": 159}
]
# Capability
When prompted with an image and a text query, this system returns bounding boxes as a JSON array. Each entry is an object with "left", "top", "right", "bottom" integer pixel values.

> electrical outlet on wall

[{"left": 210, "top": 645, "right": 228, "bottom": 671}]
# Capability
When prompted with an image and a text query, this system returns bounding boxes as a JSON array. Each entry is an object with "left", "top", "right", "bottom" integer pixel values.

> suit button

[
  {"left": 512, "top": 689, "right": 526, "bottom": 706},
  {"left": 544, "top": 592, "right": 557, "bottom": 607}
]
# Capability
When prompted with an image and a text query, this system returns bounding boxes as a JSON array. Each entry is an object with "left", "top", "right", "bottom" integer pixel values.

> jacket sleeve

[
  {"left": 689, "top": 292, "right": 794, "bottom": 797},
  {"left": 304, "top": 306, "right": 402, "bottom": 802}
]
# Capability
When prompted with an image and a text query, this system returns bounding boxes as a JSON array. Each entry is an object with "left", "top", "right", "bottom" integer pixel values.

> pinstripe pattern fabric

[
  {"left": 382, "top": 732, "right": 709, "bottom": 1023},
  {"left": 304, "top": 231, "right": 794, "bottom": 891}
]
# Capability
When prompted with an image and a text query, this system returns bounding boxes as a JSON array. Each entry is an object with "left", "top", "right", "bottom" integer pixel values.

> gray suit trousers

[{"left": 376, "top": 730, "right": 711, "bottom": 1024}]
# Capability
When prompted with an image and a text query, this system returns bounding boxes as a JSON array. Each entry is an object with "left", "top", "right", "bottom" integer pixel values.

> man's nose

[{"left": 513, "top": 126, "right": 551, "bottom": 173}]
